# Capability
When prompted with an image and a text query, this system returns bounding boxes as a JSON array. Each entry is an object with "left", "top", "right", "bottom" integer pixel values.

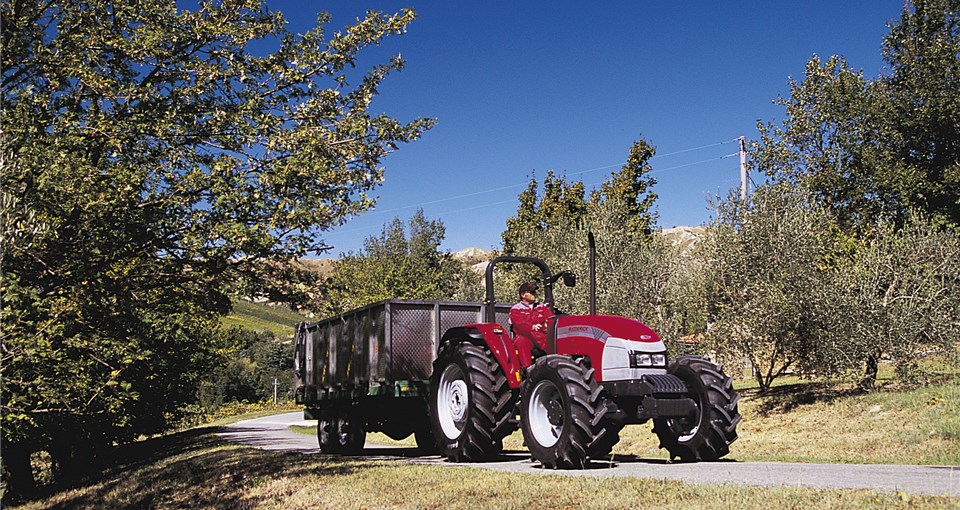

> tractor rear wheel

[
  {"left": 430, "top": 342, "right": 516, "bottom": 462},
  {"left": 520, "top": 355, "right": 608, "bottom": 469},
  {"left": 653, "top": 356, "right": 741, "bottom": 461}
]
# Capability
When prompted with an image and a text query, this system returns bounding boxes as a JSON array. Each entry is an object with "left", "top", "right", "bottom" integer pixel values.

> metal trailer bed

[{"left": 294, "top": 299, "right": 510, "bottom": 405}]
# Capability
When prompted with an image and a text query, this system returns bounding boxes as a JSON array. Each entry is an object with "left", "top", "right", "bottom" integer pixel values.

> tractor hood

[
  {"left": 552, "top": 315, "right": 667, "bottom": 382},
  {"left": 553, "top": 315, "right": 661, "bottom": 344}
]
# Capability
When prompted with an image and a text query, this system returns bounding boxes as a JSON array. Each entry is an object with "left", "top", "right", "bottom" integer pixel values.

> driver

[{"left": 509, "top": 282, "right": 554, "bottom": 369}]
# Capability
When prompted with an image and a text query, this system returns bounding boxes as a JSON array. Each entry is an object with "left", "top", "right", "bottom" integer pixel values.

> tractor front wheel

[
  {"left": 520, "top": 355, "right": 608, "bottom": 469},
  {"left": 653, "top": 355, "right": 741, "bottom": 461}
]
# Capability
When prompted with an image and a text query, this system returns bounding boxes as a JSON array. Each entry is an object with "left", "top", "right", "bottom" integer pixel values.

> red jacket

[{"left": 509, "top": 301, "right": 554, "bottom": 351}]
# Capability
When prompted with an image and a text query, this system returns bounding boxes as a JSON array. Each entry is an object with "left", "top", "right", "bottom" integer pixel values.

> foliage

[
  {"left": 320, "top": 210, "right": 481, "bottom": 314},
  {"left": 501, "top": 138, "right": 659, "bottom": 256},
  {"left": 197, "top": 329, "right": 295, "bottom": 411},
  {"left": 752, "top": 0, "right": 960, "bottom": 231},
  {"left": 745, "top": 0, "right": 960, "bottom": 387},
  {"left": 834, "top": 215, "right": 960, "bottom": 387},
  {"left": 699, "top": 184, "right": 841, "bottom": 391},
  {"left": 1, "top": 0, "right": 431, "bottom": 495},
  {"left": 501, "top": 171, "right": 587, "bottom": 255},
  {"left": 589, "top": 138, "right": 659, "bottom": 236}
]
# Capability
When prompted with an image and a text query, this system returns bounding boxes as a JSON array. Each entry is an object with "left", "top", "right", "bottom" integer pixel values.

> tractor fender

[{"left": 440, "top": 324, "right": 523, "bottom": 389}]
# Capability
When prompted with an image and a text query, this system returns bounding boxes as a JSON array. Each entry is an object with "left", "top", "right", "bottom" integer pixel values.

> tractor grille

[{"left": 641, "top": 373, "right": 688, "bottom": 394}]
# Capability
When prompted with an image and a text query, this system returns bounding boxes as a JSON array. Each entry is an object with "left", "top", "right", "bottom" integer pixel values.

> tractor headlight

[{"left": 630, "top": 351, "right": 667, "bottom": 368}]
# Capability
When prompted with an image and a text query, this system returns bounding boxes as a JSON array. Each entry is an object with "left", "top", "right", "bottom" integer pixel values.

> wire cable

[
  {"left": 324, "top": 150, "right": 741, "bottom": 239},
  {"left": 363, "top": 138, "right": 741, "bottom": 218}
]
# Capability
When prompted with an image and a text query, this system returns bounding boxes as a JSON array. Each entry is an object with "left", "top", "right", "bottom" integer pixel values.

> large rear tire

[
  {"left": 430, "top": 342, "right": 516, "bottom": 462},
  {"left": 653, "top": 355, "right": 741, "bottom": 461},
  {"left": 520, "top": 355, "right": 609, "bottom": 469}
]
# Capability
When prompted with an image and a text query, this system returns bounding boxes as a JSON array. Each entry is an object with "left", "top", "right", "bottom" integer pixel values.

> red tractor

[
  {"left": 295, "top": 234, "right": 740, "bottom": 467},
  {"left": 429, "top": 235, "right": 741, "bottom": 467}
]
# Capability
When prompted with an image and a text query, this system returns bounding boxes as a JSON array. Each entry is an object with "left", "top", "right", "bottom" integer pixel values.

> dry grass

[
  {"left": 9, "top": 428, "right": 958, "bottom": 510},
  {"left": 612, "top": 376, "right": 960, "bottom": 465}
]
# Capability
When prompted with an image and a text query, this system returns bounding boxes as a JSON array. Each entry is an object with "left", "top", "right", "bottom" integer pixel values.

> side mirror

[{"left": 561, "top": 271, "right": 576, "bottom": 287}]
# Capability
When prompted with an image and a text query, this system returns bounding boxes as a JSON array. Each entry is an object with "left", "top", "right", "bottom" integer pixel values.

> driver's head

[{"left": 518, "top": 282, "right": 538, "bottom": 302}]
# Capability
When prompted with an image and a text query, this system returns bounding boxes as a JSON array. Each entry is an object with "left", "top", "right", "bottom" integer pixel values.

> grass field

[
  {"left": 220, "top": 300, "right": 308, "bottom": 338},
  {"left": 9, "top": 426, "right": 958, "bottom": 510}
]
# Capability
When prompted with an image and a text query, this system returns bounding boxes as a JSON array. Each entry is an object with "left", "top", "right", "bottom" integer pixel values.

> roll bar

[{"left": 483, "top": 256, "right": 554, "bottom": 324}]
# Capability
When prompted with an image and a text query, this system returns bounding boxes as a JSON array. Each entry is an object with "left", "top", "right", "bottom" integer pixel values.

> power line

[
  {"left": 363, "top": 138, "right": 741, "bottom": 218},
  {"left": 324, "top": 150, "right": 740, "bottom": 239}
]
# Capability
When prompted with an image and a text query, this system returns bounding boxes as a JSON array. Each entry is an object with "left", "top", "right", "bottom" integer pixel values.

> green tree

[
  {"left": 502, "top": 171, "right": 587, "bottom": 255},
  {"left": 701, "top": 184, "right": 840, "bottom": 391},
  {"left": 1, "top": 0, "right": 431, "bottom": 496},
  {"left": 753, "top": 0, "right": 960, "bottom": 231},
  {"left": 835, "top": 215, "right": 960, "bottom": 388},
  {"left": 322, "top": 210, "right": 480, "bottom": 313},
  {"left": 590, "top": 138, "right": 659, "bottom": 236},
  {"left": 880, "top": 0, "right": 960, "bottom": 227}
]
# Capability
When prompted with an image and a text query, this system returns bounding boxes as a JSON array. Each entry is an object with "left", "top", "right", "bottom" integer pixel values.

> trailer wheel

[
  {"left": 328, "top": 404, "right": 366, "bottom": 455},
  {"left": 414, "top": 426, "right": 438, "bottom": 454},
  {"left": 317, "top": 408, "right": 339, "bottom": 454},
  {"left": 430, "top": 342, "right": 515, "bottom": 462},
  {"left": 653, "top": 355, "right": 741, "bottom": 462},
  {"left": 520, "top": 355, "right": 607, "bottom": 469}
]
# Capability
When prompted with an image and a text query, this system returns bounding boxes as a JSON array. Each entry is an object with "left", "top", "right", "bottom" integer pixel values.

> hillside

[{"left": 220, "top": 300, "right": 308, "bottom": 338}]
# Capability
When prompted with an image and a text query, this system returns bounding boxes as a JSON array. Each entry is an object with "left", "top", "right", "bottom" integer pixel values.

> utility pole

[
  {"left": 739, "top": 136, "right": 748, "bottom": 201},
  {"left": 273, "top": 378, "right": 279, "bottom": 404}
]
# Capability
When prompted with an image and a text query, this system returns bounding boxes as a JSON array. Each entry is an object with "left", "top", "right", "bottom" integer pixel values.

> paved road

[{"left": 220, "top": 412, "right": 960, "bottom": 497}]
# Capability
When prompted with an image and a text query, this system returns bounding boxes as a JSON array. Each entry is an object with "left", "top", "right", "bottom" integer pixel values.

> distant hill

[
  {"left": 451, "top": 247, "right": 493, "bottom": 265},
  {"left": 660, "top": 226, "right": 707, "bottom": 255},
  {"left": 295, "top": 257, "right": 337, "bottom": 277},
  {"left": 221, "top": 300, "right": 309, "bottom": 338}
]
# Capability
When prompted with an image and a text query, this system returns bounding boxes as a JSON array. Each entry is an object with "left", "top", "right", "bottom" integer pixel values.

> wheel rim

[
  {"left": 319, "top": 416, "right": 332, "bottom": 446},
  {"left": 336, "top": 414, "right": 351, "bottom": 446},
  {"left": 528, "top": 379, "right": 563, "bottom": 448},
  {"left": 666, "top": 395, "right": 702, "bottom": 442},
  {"left": 437, "top": 364, "right": 469, "bottom": 440}
]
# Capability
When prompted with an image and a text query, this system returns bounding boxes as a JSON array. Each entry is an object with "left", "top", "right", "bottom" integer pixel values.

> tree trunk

[
  {"left": 860, "top": 353, "right": 879, "bottom": 390},
  {"left": 1, "top": 440, "right": 36, "bottom": 501}
]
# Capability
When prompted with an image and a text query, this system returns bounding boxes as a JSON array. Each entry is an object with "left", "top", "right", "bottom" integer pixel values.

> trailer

[{"left": 294, "top": 299, "right": 510, "bottom": 453}]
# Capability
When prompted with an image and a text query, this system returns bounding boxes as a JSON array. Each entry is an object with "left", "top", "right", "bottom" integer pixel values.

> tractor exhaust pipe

[{"left": 588, "top": 231, "right": 597, "bottom": 315}]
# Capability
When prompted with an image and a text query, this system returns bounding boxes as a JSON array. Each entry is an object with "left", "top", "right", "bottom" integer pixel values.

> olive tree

[
  {"left": 700, "top": 184, "right": 841, "bottom": 391},
  {"left": 836, "top": 215, "right": 960, "bottom": 388}
]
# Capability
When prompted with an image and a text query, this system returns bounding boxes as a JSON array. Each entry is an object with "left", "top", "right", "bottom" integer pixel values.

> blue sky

[{"left": 269, "top": 0, "right": 905, "bottom": 255}]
